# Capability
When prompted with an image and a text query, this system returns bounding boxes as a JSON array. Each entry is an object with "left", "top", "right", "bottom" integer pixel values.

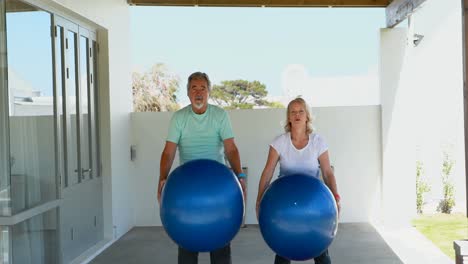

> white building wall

[
  {"left": 380, "top": 0, "right": 465, "bottom": 227},
  {"left": 409, "top": 0, "right": 466, "bottom": 215},
  {"left": 380, "top": 27, "right": 416, "bottom": 226},
  {"left": 131, "top": 106, "right": 382, "bottom": 226}
]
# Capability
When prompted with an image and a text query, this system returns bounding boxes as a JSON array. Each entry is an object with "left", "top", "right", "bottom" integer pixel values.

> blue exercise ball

[
  {"left": 259, "top": 173, "right": 338, "bottom": 261},
  {"left": 160, "top": 159, "right": 244, "bottom": 252}
]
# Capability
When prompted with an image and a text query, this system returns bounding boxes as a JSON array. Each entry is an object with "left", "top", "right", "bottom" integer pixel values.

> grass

[{"left": 412, "top": 213, "right": 468, "bottom": 260}]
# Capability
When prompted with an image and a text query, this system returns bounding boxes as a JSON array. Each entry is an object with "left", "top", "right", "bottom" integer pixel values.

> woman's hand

[
  {"left": 334, "top": 193, "right": 341, "bottom": 215},
  {"left": 256, "top": 201, "right": 261, "bottom": 220}
]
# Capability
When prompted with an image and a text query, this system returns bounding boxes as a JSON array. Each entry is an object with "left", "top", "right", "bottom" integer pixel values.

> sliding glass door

[
  {"left": 0, "top": 0, "right": 102, "bottom": 263},
  {"left": 5, "top": 1, "right": 58, "bottom": 263}
]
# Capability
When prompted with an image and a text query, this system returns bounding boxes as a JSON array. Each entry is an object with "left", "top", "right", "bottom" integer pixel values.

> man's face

[{"left": 188, "top": 78, "right": 209, "bottom": 111}]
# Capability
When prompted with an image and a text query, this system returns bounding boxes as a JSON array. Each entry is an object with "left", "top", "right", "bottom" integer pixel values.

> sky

[
  {"left": 6, "top": 7, "right": 386, "bottom": 106},
  {"left": 7, "top": 11, "right": 53, "bottom": 97},
  {"left": 130, "top": 6, "right": 386, "bottom": 105}
]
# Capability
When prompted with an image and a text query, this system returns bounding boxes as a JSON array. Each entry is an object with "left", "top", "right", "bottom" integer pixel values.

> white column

[{"left": 380, "top": 27, "right": 417, "bottom": 226}]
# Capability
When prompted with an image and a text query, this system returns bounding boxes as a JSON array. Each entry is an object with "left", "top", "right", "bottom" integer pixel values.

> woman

[{"left": 256, "top": 97, "right": 340, "bottom": 264}]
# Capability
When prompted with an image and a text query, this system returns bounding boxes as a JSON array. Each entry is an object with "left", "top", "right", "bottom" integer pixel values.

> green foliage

[
  {"left": 437, "top": 151, "right": 455, "bottom": 214},
  {"left": 265, "top": 101, "right": 286, "bottom": 109},
  {"left": 132, "top": 63, "right": 180, "bottom": 112},
  {"left": 210, "top": 79, "right": 284, "bottom": 109},
  {"left": 412, "top": 213, "right": 468, "bottom": 260},
  {"left": 416, "top": 160, "right": 431, "bottom": 214}
]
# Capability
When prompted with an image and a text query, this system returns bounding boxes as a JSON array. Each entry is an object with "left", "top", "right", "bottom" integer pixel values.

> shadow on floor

[{"left": 90, "top": 223, "right": 403, "bottom": 264}]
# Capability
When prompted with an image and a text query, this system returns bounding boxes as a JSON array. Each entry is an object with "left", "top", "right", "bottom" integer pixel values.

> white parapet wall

[{"left": 131, "top": 106, "right": 383, "bottom": 226}]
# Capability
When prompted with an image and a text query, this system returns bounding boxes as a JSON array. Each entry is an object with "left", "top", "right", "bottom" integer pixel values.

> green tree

[
  {"left": 132, "top": 63, "right": 180, "bottom": 112},
  {"left": 438, "top": 151, "right": 455, "bottom": 214},
  {"left": 210, "top": 79, "right": 284, "bottom": 109},
  {"left": 416, "top": 160, "right": 430, "bottom": 214}
]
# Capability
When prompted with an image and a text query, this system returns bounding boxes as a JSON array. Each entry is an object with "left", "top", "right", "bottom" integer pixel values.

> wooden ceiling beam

[
  {"left": 128, "top": 0, "right": 389, "bottom": 7},
  {"left": 6, "top": 0, "right": 38, "bottom": 12},
  {"left": 386, "top": 0, "right": 427, "bottom": 28}
]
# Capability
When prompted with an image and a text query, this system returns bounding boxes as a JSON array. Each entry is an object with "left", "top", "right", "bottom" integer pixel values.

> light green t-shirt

[{"left": 166, "top": 104, "right": 234, "bottom": 164}]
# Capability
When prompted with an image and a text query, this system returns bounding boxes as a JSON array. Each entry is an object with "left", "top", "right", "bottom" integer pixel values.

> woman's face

[{"left": 288, "top": 102, "right": 307, "bottom": 128}]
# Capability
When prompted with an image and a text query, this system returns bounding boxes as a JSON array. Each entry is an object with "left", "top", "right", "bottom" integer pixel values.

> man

[{"left": 157, "top": 71, "right": 246, "bottom": 264}]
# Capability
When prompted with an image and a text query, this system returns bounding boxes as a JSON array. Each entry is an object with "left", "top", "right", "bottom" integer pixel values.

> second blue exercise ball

[
  {"left": 258, "top": 173, "right": 338, "bottom": 261},
  {"left": 160, "top": 159, "right": 244, "bottom": 252}
]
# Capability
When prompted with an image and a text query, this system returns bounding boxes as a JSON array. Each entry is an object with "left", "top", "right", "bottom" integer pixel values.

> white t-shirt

[{"left": 270, "top": 132, "right": 328, "bottom": 179}]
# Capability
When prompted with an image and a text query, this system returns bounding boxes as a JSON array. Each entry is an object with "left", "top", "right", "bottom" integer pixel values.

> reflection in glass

[
  {"left": 91, "top": 40, "right": 99, "bottom": 178},
  {"left": 55, "top": 25, "right": 65, "bottom": 187},
  {"left": 12, "top": 208, "right": 58, "bottom": 264},
  {"left": 6, "top": 0, "right": 57, "bottom": 214},
  {"left": 66, "top": 30, "right": 79, "bottom": 186},
  {"left": 79, "top": 35, "right": 90, "bottom": 180},
  {"left": 0, "top": 226, "right": 9, "bottom": 264},
  {"left": 0, "top": 0, "right": 10, "bottom": 217}
]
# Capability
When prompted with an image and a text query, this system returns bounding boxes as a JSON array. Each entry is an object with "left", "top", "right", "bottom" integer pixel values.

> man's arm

[
  {"left": 224, "top": 138, "right": 242, "bottom": 174},
  {"left": 224, "top": 138, "right": 246, "bottom": 195},
  {"left": 158, "top": 141, "right": 177, "bottom": 204}
]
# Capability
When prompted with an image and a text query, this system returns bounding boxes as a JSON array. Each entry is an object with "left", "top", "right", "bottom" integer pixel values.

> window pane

[
  {"left": 0, "top": 0, "right": 10, "bottom": 217},
  {"left": 11, "top": 208, "right": 58, "bottom": 264},
  {"left": 79, "top": 35, "right": 91, "bottom": 180},
  {"left": 0, "top": 226, "right": 9, "bottom": 264},
  {"left": 6, "top": 0, "right": 57, "bottom": 213},
  {"left": 66, "top": 30, "right": 79, "bottom": 186},
  {"left": 91, "top": 40, "right": 99, "bottom": 178},
  {"left": 55, "top": 25, "right": 65, "bottom": 187}
]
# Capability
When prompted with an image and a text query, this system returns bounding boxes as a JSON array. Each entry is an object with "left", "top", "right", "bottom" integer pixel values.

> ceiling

[
  {"left": 6, "top": 0, "right": 39, "bottom": 12},
  {"left": 127, "top": 0, "right": 424, "bottom": 28},
  {"left": 128, "top": 0, "right": 391, "bottom": 7}
]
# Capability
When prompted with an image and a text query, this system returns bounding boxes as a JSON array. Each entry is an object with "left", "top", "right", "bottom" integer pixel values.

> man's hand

[
  {"left": 239, "top": 178, "right": 247, "bottom": 199},
  {"left": 255, "top": 201, "right": 260, "bottom": 220}
]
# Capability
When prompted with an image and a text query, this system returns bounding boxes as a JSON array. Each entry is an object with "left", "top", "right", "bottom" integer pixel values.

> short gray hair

[{"left": 187, "top": 72, "right": 211, "bottom": 92}]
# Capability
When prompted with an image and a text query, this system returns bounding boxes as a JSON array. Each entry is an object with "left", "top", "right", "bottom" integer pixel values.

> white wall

[
  {"left": 380, "top": 0, "right": 465, "bottom": 226},
  {"left": 380, "top": 27, "right": 415, "bottom": 226},
  {"left": 131, "top": 106, "right": 382, "bottom": 226},
  {"left": 40, "top": 0, "right": 134, "bottom": 239},
  {"left": 409, "top": 0, "right": 466, "bottom": 214}
]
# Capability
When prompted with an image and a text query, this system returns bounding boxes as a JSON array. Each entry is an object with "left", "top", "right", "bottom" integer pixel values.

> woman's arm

[{"left": 319, "top": 151, "right": 341, "bottom": 212}]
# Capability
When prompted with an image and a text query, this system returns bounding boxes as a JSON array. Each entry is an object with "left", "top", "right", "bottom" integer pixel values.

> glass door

[
  {"left": 54, "top": 15, "right": 102, "bottom": 262},
  {"left": 55, "top": 18, "right": 100, "bottom": 189},
  {"left": 55, "top": 17, "right": 81, "bottom": 189}
]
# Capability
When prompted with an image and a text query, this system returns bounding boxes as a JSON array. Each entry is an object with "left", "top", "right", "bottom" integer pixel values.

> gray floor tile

[{"left": 90, "top": 223, "right": 403, "bottom": 264}]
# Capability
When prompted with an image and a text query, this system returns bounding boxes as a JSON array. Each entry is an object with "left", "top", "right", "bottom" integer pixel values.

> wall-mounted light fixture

[
  {"left": 130, "top": 145, "right": 137, "bottom": 161},
  {"left": 413, "top": 34, "right": 424, "bottom": 47}
]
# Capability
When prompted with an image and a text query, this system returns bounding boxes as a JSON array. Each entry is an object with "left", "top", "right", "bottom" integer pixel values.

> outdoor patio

[
  {"left": 89, "top": 223, "right": 453, "bottom": 264},
  {"left": 0, "top": 0, "right": 466, "bottom": 263}
]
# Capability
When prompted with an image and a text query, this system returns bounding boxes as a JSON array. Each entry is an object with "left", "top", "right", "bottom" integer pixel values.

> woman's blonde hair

[{"left": 284, "top": 97, "right": 313, "bottom": 134}]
